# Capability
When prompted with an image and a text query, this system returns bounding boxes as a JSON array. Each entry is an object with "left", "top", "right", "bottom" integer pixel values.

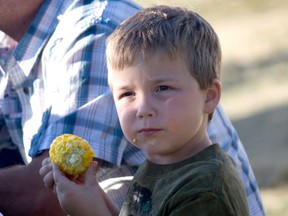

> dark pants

[
  {"left": 0, "top": 147, "right": 25, "bottom": 168},
  {"left": 0, "top": 116, "right": 25, "bottom": 168}
]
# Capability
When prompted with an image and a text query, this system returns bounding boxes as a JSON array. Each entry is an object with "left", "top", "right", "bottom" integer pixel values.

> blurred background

[
  {"left": 134, "top": 0, "right": 288, "bottom": 215},
  {"left": 1, "top": 0, "right": 287, "bottom": 215}
]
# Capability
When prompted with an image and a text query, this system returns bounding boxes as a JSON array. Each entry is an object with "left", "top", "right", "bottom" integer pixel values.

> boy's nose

[
  {"left": 136, "top": 96, "right": 156, "bottom": 118},
  {"left": 137, "top": 111, "right": 154, "bottom": 118}
]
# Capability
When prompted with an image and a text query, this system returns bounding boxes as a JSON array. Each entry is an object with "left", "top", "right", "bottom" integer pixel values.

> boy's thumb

[{"left": 85, "top": 161, "right": 99, "bottom": 184}]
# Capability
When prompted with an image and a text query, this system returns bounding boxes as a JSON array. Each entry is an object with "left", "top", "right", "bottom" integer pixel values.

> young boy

[{"left": 40, "top": 5, "right": 249, "bottom": 216}]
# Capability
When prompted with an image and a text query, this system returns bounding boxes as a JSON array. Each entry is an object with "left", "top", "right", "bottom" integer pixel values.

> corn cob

[{"left": 49, "top": 134, "right": 95, "bottom": 176}]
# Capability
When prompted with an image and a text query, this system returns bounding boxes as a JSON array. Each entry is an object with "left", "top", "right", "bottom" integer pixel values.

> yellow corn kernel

[{"left": 49, "top": 134, "right": 95, "bottom": 176}]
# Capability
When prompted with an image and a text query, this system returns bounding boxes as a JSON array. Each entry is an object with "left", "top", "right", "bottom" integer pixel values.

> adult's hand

[{"left": 0, "top": 150, "right": 66, "bottom": 216}]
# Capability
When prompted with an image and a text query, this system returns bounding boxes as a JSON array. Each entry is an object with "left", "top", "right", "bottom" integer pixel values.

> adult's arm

[
  {"left": 208, "top": 105, "right": 265, "bottom": 215},
  {"left": 0, "top": 150, "right": 66, "bottom": 216}
]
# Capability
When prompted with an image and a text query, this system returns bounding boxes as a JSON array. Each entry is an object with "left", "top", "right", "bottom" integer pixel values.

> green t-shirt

[{"left": 120, "top": 144, "right": 249, "bottom": 216}]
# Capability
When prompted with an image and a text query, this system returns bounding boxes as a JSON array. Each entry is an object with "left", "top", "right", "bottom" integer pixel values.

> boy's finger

[
  {"left": 41, "top": 157, "right": 51, "bottom": 166},
  {"left": 53, "top": 164, "right": 75, "bottom": 192},
  {"left": 53, "top": 164, "right": 66, "bottom": 185},
  {"left": 42, "top": 170, "right": 54, "bottom": 189},
  {"left": 53, "top": 164, "right": 65, "bottom": 180},
  {"left": 53, "top": 164, "right": 67, "bottom": 192},
  {"left": 39, "top": 162, "right": 53, "bottom": 177}
]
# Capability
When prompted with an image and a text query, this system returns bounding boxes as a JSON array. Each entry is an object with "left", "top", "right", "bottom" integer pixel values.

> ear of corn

[{"left": 49, "top": 134, "right": 95, "bottom": 176}]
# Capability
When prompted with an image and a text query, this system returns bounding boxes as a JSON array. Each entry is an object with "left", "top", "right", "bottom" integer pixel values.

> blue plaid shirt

[{"left": 0, "top": 0, "right": 264, "bottom": 215}]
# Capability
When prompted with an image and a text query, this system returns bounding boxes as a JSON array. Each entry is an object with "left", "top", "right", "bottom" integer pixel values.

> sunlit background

[{"left": 134, "top": 1, "right": 288, "bottom": 215}]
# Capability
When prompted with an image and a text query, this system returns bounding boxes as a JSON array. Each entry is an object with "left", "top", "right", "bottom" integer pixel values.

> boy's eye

[
  {"left": 155, "top": 85, "right": 171, "bottom": 93},
  {"left": 120, "top": 91, "right": 135, "bottom": 98}
]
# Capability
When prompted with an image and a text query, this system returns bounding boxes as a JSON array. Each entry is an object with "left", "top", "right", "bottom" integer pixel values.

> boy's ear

[{"left": 204, "top": 80, "right": 221, "bottom": 114}]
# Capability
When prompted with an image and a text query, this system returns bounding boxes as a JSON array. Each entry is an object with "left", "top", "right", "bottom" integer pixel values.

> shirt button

[{"left": 23, "top": 87, "right": 29, "bottom": 95}]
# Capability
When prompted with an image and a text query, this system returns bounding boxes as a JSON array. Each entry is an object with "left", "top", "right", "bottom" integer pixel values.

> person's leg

[
  {"left": 0, "top": 117, "right": 25, "bottom": 168},
  {"left": 0, "top": 147, "right": 25, "bottom": 168}
]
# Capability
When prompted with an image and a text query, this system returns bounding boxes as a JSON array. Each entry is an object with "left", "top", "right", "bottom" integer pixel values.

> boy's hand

[
  {"left": 40, "top": 158, "right": 117, "bottom": 216},
  {"left": 53, "top": 160, "right": 107, "bottom": 216}
]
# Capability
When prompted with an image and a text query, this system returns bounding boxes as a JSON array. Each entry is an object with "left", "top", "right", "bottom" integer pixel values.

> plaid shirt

[{"left": 0, "top": 0, "right": 264, "bottom": 215}]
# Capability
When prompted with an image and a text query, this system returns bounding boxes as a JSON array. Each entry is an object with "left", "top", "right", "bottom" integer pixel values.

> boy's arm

[
  {"left": 0, "top": 150, "right": 66, "bottom": 215},
  {"left": 102, "top": 188, "right": 120, "bottom": 216}
]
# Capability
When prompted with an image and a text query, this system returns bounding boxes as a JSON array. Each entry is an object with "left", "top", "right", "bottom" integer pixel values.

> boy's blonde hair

[{"left": 106, "top": 5, "right": 221, "bottom": 90}]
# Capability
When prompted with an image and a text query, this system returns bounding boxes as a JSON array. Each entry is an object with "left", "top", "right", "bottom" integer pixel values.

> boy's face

[{"left": 109, "top": 54, "right": 215, "bottom": 164}]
